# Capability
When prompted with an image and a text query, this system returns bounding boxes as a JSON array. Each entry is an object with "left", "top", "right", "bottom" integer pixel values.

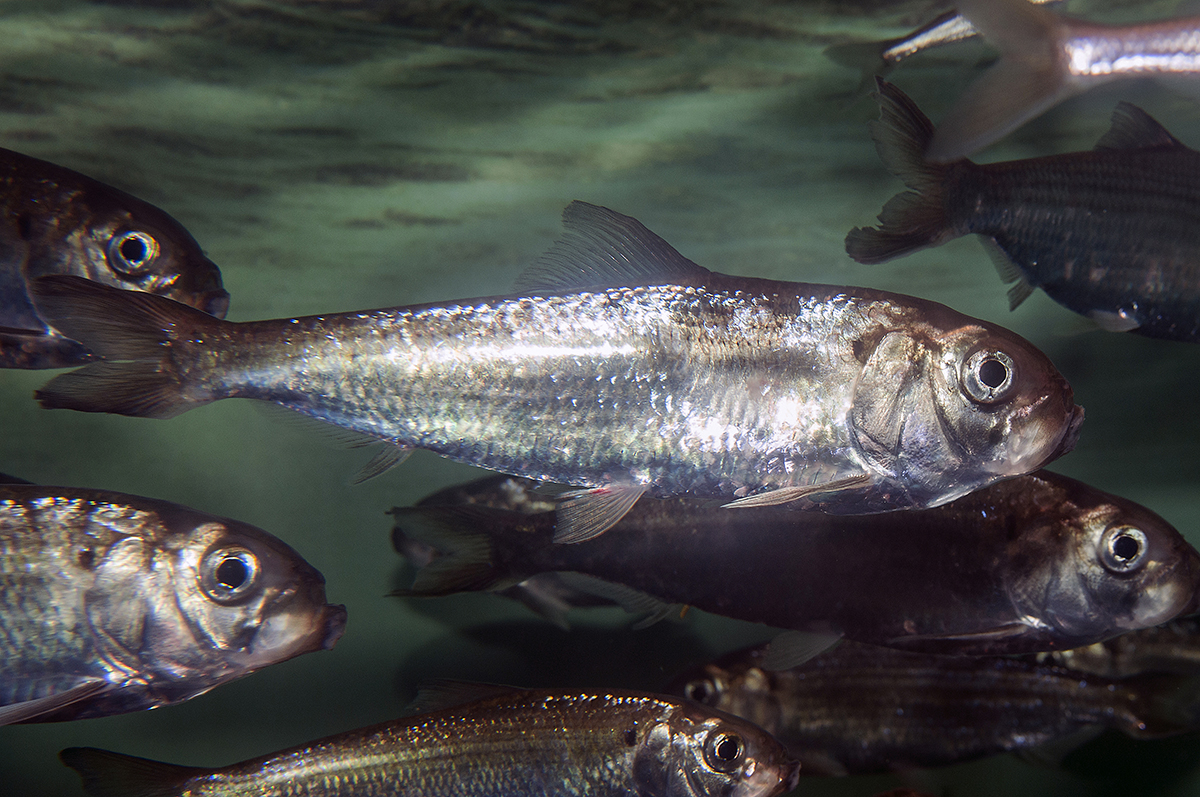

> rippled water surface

[{"left": 3, "top": 1, "right": 1200, "bottom": 794}]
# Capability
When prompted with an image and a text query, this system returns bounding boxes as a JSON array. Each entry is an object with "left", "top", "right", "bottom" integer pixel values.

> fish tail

[
  {"left": 845, "top": 78, "right": 955, "bottom": 264},
  {"left": 389, "top": 506, "right": 534, "bottom": 596},
  {"left": 60, "top": 747, "right": 201, "bottom": 797},
  {"left": 30, "top": 275, "right": 222, "bottom": 419},
  {"left": 926, "top": 0, "right": 1074, "bottom": 161}
]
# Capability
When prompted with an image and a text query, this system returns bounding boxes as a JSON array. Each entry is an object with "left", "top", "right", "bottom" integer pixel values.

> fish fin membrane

[
  {"left": 722, "top": 475, "right": 871, "bottom": 509},
  {"left": 927, "top": 0, "right": 1074, "bottom": 161},
  {"left": 554, "top": 572, "right": 681, "bottom": 628},
  {"left": 403, "top": 680, "right": 521, "bottom": 716},
  {"left": 390, "top": 506, "right": 513, "bottom": 595},
  {"left": 844, "top": 79, "right": 953, "bottom": 264},
  {"left": 1096, "top": 102, "right": 1184, "bottom": 151},
  {"left": 553, "top": 485, "right": 646, "bottom": 544},
  {"left": 514, "top": 201, "right": 711, "bottom": 294},
  {"left": 351, "top": 445, "right": 412, "bottom": 483},
  {"left": 0, "top": 681, "right": 109, "bottom": 725},
  {"left": 30, "top": 275, "right": 221, "bottom": 419},
  {"left": 978, "top": 236, "right": 1036, "bottom": 309},
  {"left": 760, "top": 631, "right": 843, "bottom": 671},
  {"left": 60, "top": 747, "right": 202, "bottom": 797}
]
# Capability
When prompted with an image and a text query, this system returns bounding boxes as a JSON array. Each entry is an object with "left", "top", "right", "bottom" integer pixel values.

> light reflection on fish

[
  {"left": 60, "top": 683, "right": 800, "bottom": 797},
  {"left": 0, "top": 478, "right": 346, "bottom": 724},
  {"left": 391, "top": 471, "right": 1200, "bottom": 657},
  {"left": 928, "top": 0, "right": 1200, "bottom": 161},
  {"left": 0, "top": 146, "right": 228, "bottom": 369},
  {"left": 31, "top": 201, "right": 1081, "bottom": 544},
  {"left": 847, "top": 79, "right": 1200, "bottom": 342},
  {"left": 666, "top": 640, "right": 1198, "bottom": 776}
]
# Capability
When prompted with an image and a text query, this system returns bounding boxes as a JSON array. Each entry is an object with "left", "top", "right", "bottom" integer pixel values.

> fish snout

[{"left": 200, "top": 288, "right": 231, "bottom": 319}]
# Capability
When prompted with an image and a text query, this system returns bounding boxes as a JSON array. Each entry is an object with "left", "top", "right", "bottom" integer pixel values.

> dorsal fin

[
  {"left": 514, "top": 201, "right": 711, "bottom": 293},
  {"left": 1095, "top": 102, "right": 1184, "bottom": 151},
  {"left": 402, "top": 680, "right": 521, "bottom": 716}
]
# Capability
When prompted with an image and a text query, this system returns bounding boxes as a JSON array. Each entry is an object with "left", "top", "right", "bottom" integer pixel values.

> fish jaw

[
  {"left": 731, "top": 755, "right": 799, "bottom": 797},
  {"left": 994, "top": 396, "right": 1085, "bottom": 478},
  {"left": 230, "top": 600, "right": 347, "bottom": 671}
]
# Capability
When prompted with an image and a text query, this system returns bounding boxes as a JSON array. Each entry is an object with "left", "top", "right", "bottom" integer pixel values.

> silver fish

[
  {"left": 31, "top": 201, "right": 1083, "bottom": 544},
  {"left": 0, "top": 145, "right": 229, "bottom": 369},
  {"left": 929, "top": 0, "right": 1200, "bottom": 161},
  {"left": 60, "top": 683, "right": 800, "bottom": 797},
  {"left": 0, "top": 482, "right": 346, "bottom": 724},
  {"left": 667, "top": 641, "right": 1198, "bottom": 776}
]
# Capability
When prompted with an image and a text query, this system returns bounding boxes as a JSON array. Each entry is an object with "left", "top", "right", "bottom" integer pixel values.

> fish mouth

[
  {"left": 233, "top": 601, "right": 347, "bottom": 670},
  {"left": 200, "top": 288, "right": 231, "bottom": 319},
  {"left": 1049, "top": 403, "right": 1086, "bottom": 460}
]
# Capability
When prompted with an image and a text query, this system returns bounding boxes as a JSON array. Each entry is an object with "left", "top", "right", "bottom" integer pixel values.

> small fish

[
  {"left": 31, "top": 201, "right": 1082, "bottom": 544},
  {"left": 391, "top": 471, "right": 1200, "bottom": 657},
  {"left": 60, "top": 682, "right": 800, "bottom": 797},
  {"left": 665, "top": 640, "right": 1199, "bottom": 776},
  {"left": 928, "top": 0, "right": 1200, "bottom": 161},
  {"left": 0, "top": 146, "right": 228, "bottom": 369},
  {"left": 824, "top": 1, "right": 1061, "bottom": 84},
  {"left": 1043, "top": 616, "right": 1200, "bottom": 679},
  {"left": 847, "top": 79, "right": 1200, "bottom": 341},
  {"left": 0, "top": 482, "right": 346, "bottom": 724}
]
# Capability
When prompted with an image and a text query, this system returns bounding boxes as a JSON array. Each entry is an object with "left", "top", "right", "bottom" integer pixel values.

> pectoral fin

[
  {"left": 722, "top": 475, "right": 872, "bottom": 509},
  {"left": 0, "top": 681, "right": 109, "bottom": 725},
  {"left": 553, "top": 485, "right": 647, "bottom": 544}
]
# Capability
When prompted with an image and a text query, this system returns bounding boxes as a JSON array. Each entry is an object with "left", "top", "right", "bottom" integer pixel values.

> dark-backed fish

[
  {"left": 61, "top": 682, "right": 800, "bottom": 797},
  {"left": 1044, "top": 616, "right": 1200, "bottom": 679},
  {"left": 847, "top": 79, "right": 1200, "bottom": 341},
  {"left": 0, "top": 146, "right": 228, "bottom": 369},
  {"left": 929, "top": 0, "right": 1200, "bottom": 160},
  {"left": 391, "top": 471, "right": 1200, "bottom": 657},
  {"left": 0, "top": 481, "right": 346, "bottom": 724},
  {"left": 31, "top": 201, "right": 1081, "bottom": 543},
  {"left": 666, "top": 640, "right": 1198, "bottom": 776}
]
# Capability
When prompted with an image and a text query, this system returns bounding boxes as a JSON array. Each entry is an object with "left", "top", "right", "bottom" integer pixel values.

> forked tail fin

[{"left": 30, "top": 275, "right": 223, "bottom": 419}]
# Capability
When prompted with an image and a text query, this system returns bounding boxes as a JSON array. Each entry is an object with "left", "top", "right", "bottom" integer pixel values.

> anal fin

[{"left": 553, "top": 485, "right": 647, "bottom": 543}]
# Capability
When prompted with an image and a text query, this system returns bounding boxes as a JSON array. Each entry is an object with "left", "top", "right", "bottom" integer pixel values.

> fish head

[
  {"left": 850, "top": 322, "right": 1081, "bottom": 507},
  {"left": 1006, "top": 476, "right": 1200, "bottom": 647},
  {"left": 667, "top": 659, "right": 783, "bottom": 739},
  {"left": 634, "top": 701, "right": 798, "bottom": 797}
]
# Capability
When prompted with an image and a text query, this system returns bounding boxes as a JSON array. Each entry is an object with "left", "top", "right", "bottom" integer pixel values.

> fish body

[
  {"left": 61, "top": 684, "right": 800, "bottom": 797},
  {"left": 0, "top": 146, "right": 228, "bottom": 369},
  {"left": 0, "top": 483, "right": 346, "bottom": 724},
  {"left": 929, "top": 0, "right": 1200, "bottom": 160},
  {"left": 391, "top": 470, "right": 1200, "bottom": 656},
  {"left": 848, "top": 79, "right": 1200, "bottom": 341},
  {"left": 666, "top": 640, "right": 1196, "bottom": 776},
  {"left": 32, "top": 201, "right": 1081, "bottom": 542},
  {"left": 1045, "top": 617, "right": 1200, "bottom": 679}
]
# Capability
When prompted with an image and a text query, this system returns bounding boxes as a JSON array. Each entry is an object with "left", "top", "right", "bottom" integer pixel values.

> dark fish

[
  {"left": 1044, "top": 616, "right": 1200, "bottom": 679},
  {"left": 929, "top": 0, "right": 1200, "bottom": 161},
  {"left": 847, "top": 79, "right": 1200, "bottom": 342},
  {"left": 31, "top": 201, "right": 1082, "bottom": 544},
  {"left": 390, "top": 471, "right": 1200, "bottom": 657},
  {"left": 60, "top": 682, "right": 800, "bottom": 797},
  {"left": 666, "top": 640, "right": 1198, "bottom": 776},
  {"left": 0, "top": 146, "right": 228, "bottom": 369},
  {"left": 0, "top": 483, "right": 346, "bottom": 724}
]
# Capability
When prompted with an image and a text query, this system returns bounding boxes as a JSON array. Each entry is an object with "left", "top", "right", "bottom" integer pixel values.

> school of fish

[{"left": 3, "top": 0, "right": 1200, "bottom": 795}]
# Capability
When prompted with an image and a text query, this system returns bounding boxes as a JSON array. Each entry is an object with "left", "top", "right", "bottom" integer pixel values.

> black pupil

[
  {"left": 216, "top": 556, "right": 250, "bottom": 589},
  {"left": 119, "top": 235, "right": 148, "bottom": 263},
  {"left": 687, "top": 682, "right": 711, "bottom": 702},
  {"left": 978, "top": 358, "right": 1009, "bottom": 389},
  {"left": 1113, "top": 534, "right": 1141, "bottom": 561},
  {"left": 714, "top": 735, "right": 740, "bottom": 762}
]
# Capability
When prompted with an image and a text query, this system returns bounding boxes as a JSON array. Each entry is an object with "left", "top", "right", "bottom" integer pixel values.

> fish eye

[
  {"left": 703, "top": 729, "right": 744, "bottom": 773},
  {"left": 961, "top": 349, "right": 1016, "bottom": 405},
  {"left": 200, "top": 546, "right": 261, "bottom": 604},
  {"left": 684, "top": 679, "right": 717, "bottom": 704},
  {"left": 1101, "top": 526, "right": 1148, "bottom": 573},
  {"left": 107, "top": 230, "right": 161, "bottom": 277}
]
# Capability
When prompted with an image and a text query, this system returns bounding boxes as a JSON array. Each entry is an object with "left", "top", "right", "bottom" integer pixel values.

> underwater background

[{"left": 3, "top": 0, "right": 1200, "bottom": 793}]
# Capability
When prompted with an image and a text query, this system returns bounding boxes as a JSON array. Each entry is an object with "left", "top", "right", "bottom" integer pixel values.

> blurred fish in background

[
  {"left": 1046, "top": 616, "right": 1200, "bottom": 678},
  {"left": 0, "top": 476, "right": 346, "bottom": 725}
]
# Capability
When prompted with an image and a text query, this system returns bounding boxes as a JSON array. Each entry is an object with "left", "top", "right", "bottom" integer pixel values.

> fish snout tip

[
  {"left": 201, "top": 288, "right": 231, "bottom": 319},
  {"left": 321, "top": 604, "right": 349, "bottom": 650}
]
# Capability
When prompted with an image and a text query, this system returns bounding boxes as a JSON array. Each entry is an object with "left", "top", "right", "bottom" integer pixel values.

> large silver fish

[
  {"left": 928, "top": 0, "right": 1200, "bottom": 161},
  {"left": 666, "top": 640, "right": 1198, "bottom": 776},
  {"left": 0, "top": 480, "right": 346, "bottom": 724},
  {"left": 31, "top": 201, "right": 1082, "bottom": 543},
  {"left": 0, "top": 146, "right": 228, "bottom": 369},
  {"left": 848, "top": 79, "right": 1200, "bottom": 342},
  {"left": 391, "top": 471, "right": 1200, "bottom": 657},
  {"left": 60, "top": 683, "right": 800, "bottom": 797}
]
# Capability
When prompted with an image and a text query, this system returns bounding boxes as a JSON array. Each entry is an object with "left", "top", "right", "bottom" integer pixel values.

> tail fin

[
  {"left": 60, "top": 747, "right": 203, "bottom": 797},
  {"left": 390, "top": 506, "right": 531, "bottom": 596},
  {"left": 30, "top": 275, "right": 221, "bottom": 419},
  {"left": 845, "top": 78, "right": 955, "bottom": 264},
  {"left": 926, "top": 0, "right": 1075, "bottom": 162}
]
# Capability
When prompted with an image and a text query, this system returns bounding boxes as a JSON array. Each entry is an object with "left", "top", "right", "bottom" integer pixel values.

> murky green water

[{"left": 3, "top": 1, "right": 1200, "bottom": 794}]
